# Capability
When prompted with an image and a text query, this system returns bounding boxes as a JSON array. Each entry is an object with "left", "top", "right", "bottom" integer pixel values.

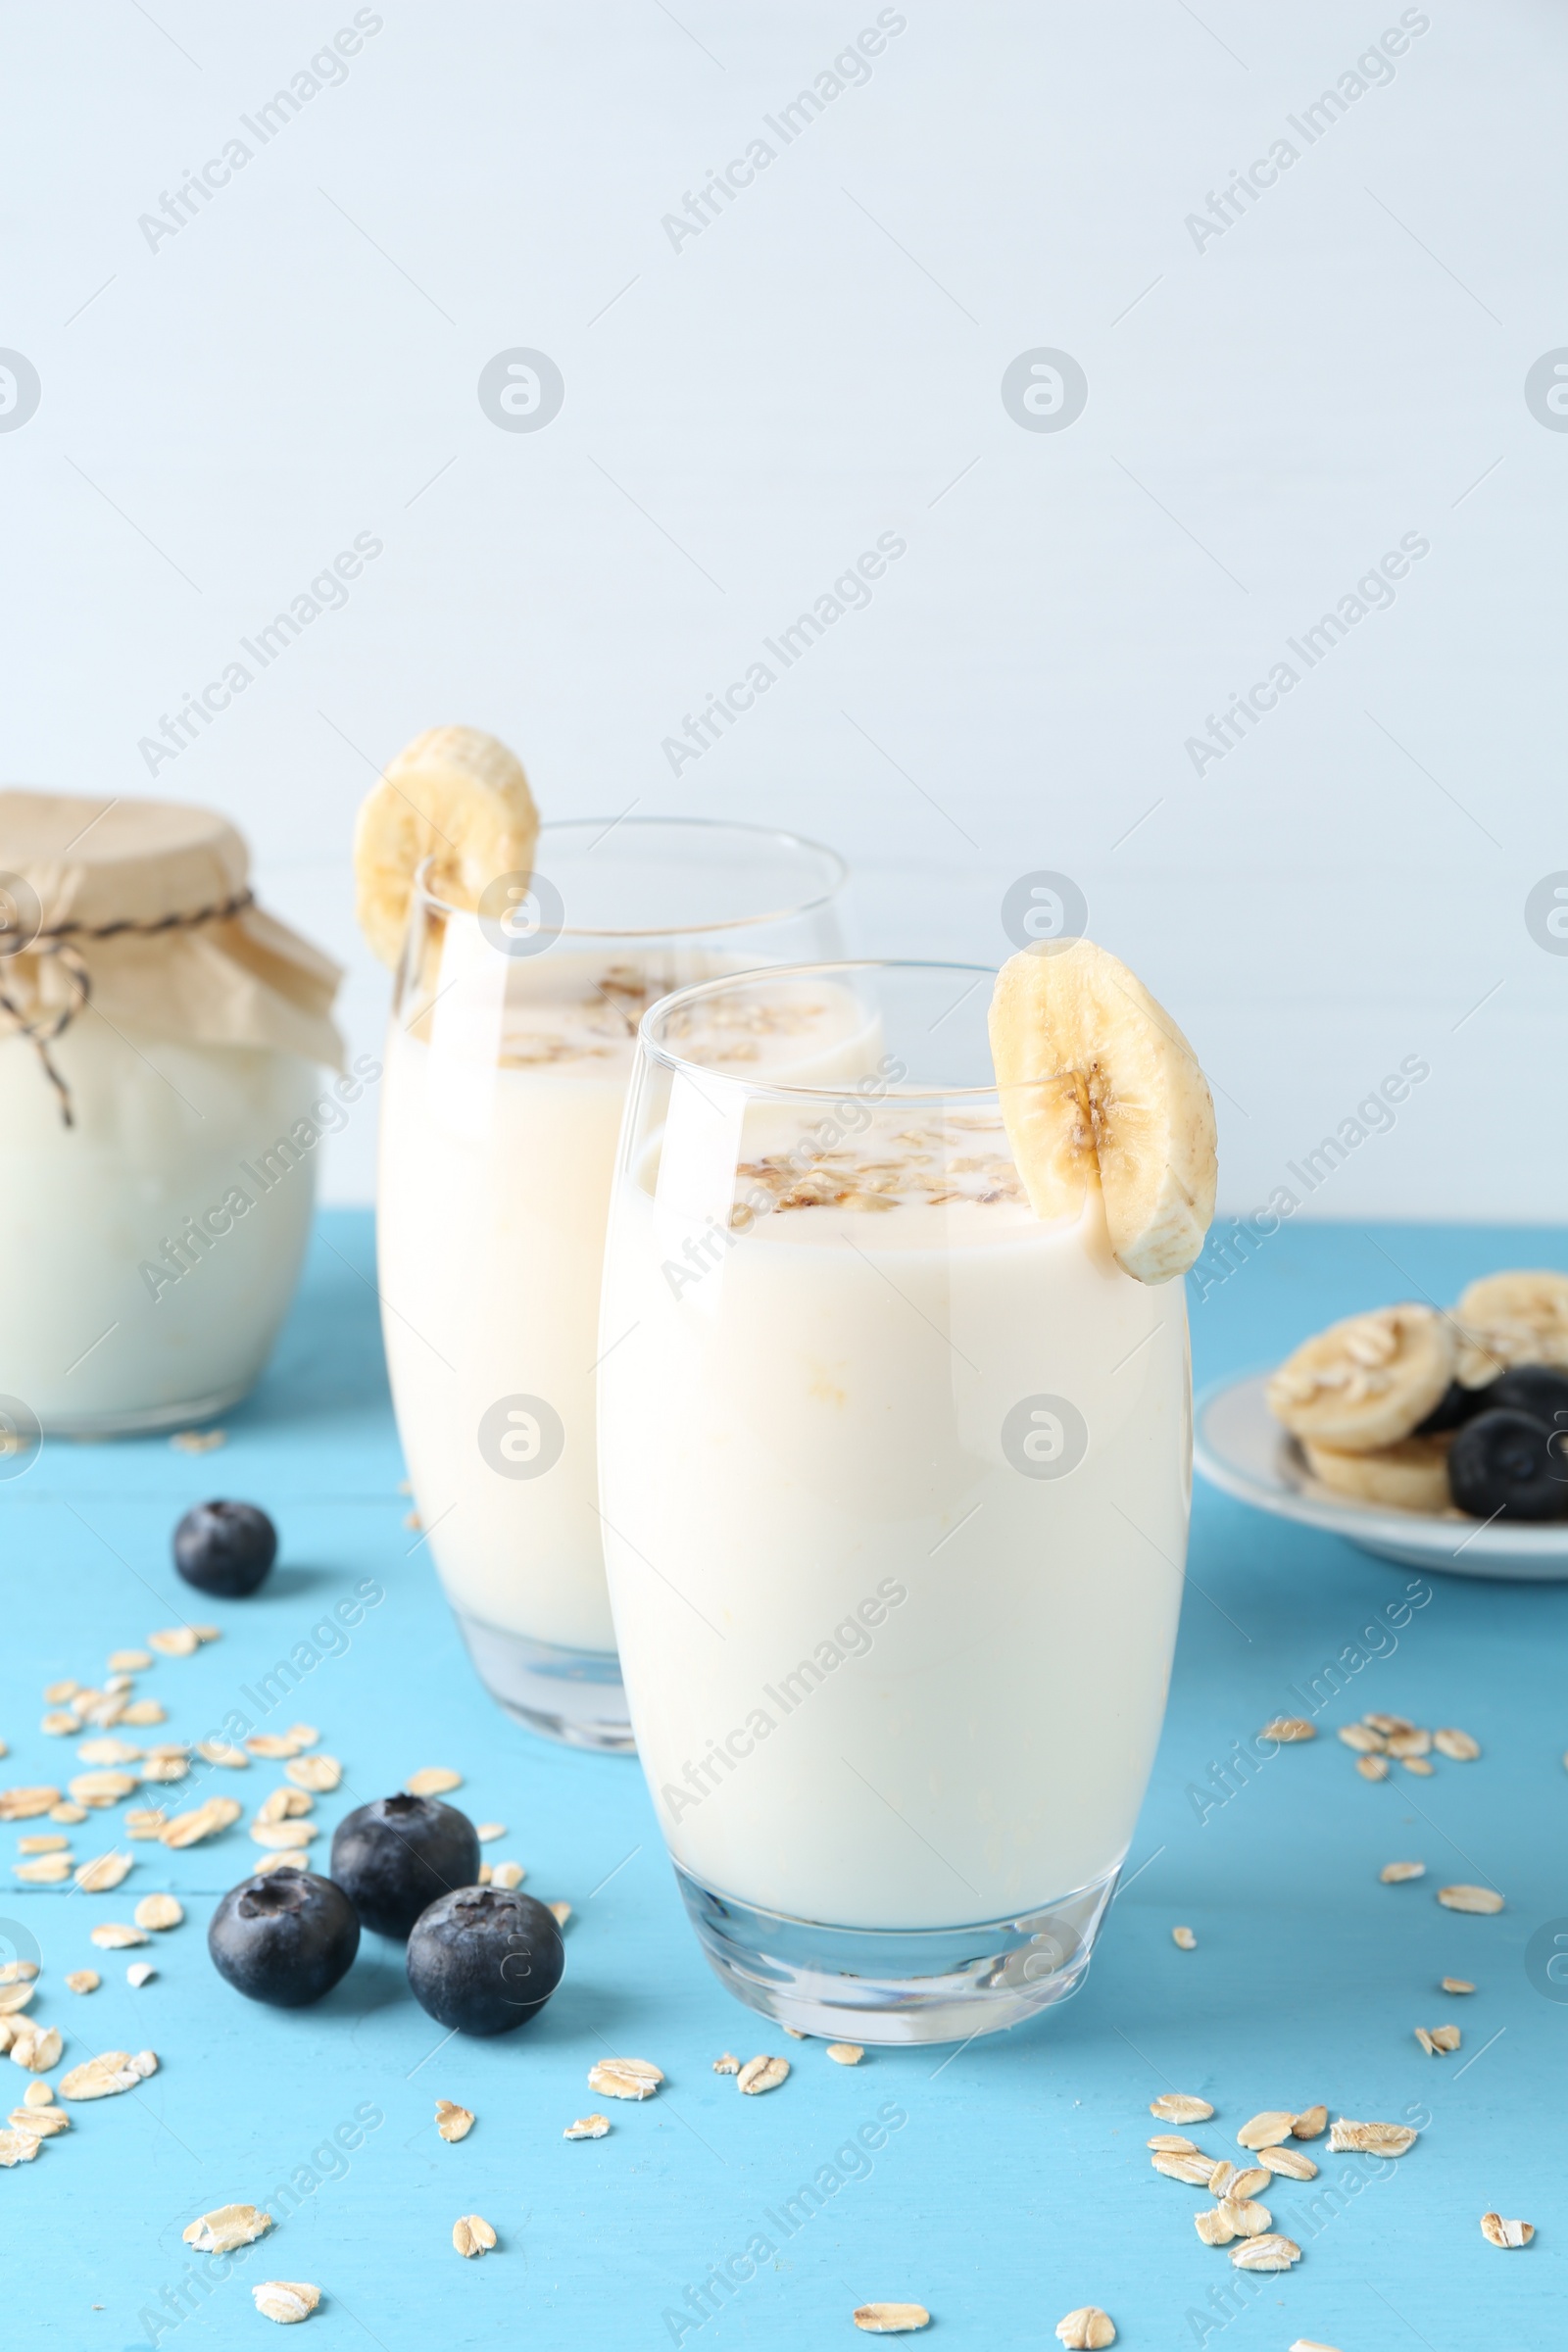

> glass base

[
  {"left": 674, "top": 1861, "right": 1119, "bottom": 2044},
  {"left": 453, "top": 1610, "right": 635, "bottom": 1753},
  {"left": 40, "top": 1378, "right": 254, "bottom": 1442}
]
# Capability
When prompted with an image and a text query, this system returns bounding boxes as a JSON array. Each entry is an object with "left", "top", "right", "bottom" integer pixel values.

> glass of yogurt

[
  {"left": 377, "top": 819, "right": 847, "bottom": 1751},
  {"left": 598, "top": 960, "right": 1193, "bottom": 2040}
]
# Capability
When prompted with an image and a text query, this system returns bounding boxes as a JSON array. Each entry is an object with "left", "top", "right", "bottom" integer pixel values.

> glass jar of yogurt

[
  {"left": 376, "top": 818, "right": 847, "bottom": 1752},
  {"left": 0, "top": 791, "right": 344, "bottom": 1445},
  {"left": 599, "top": 961, "right": 1192, "bottom": 2041}
]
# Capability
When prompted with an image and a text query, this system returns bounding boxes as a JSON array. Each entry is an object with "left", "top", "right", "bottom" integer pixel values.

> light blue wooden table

[{"left": 3, "top": 1212, "right": 1562, "bottom": 2349}]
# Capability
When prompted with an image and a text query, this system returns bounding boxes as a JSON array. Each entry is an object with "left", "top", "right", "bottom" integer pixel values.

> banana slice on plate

[
  {"left": 1453, "top": 1272, "right": 1568, "bottom": 1385},
  {"left": 1303, "top": 1436, "right": 1452, "bottom": 1513},
  {"left": 1266, "top": 1305, "right": 1454, "bottom": 1452},
  {"left": 353, "top": 725, "right": 538, "bottom": 966},
  {"left": 987, "top": 939, "right": 1217, "bottom": 1284}
]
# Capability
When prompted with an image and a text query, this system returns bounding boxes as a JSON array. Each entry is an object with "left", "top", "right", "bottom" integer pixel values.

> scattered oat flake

[
  {"left": 284, "top": 1754, "right": 341, "bottom": 1793},
  {"left": 588, "top": 2057, "right": 662, "bottom": 2101},
  {"left": 1355, "top": 1753, "right": 1390, "bottom": 1782},
  {"left": 42, "top": 1682, "right": 78, "bottom": 1705},
  {"left": 1434, "top": 1727, "right": 1480, "bottom": 1761},
  {"left": 0, "top": 1984, "right": 34, "bottom": 2015},
  {"left": 70, "top": 1770, "right": 137, "bottom": 1807},
  {"left": 1480, "top": 2212, "right": 1533, "bottom": 2249},
  {"left": 1363, "top": 1711, "right": 1414, "bottom": 1737},
  {"left": 737, "top": 2054, "right": 790, "bottom": 2095},
  {"left": 193, "top": 1625, "right": 221, "bottom": 1645},
  {"left": 125, "top": 1810, "right": 169, "bottom": 1840},
  {"left": 406, "top": 1767, "right": 462, "bottom": 1797},
  {"left": 564, "top": 2113, "right": 610, "bottom": 2139},
  {"left": 148, "top": 1628, "right": 199, "bottom": 1658},
  {"left": 475, "top": 1863, "right": 492, "bottom": 1886},
  {"left": 251, "top": 1819, "right": 317, "bottom": 1851},
  {"left": 475, "top": 1822, "right": 506, "bottom": 1842},
  {"left": 1230, "top": 2233, "right": 1300, "bottom": 2272},
  {"left": 10, "top": 2025, "right": 63, "bottom": 2072},
  {"left": 0, "top": 2129, "right": 41, "bottom": 2165},
  {"left": 1150, "top": 2092, "right": 1213, "bottom": 2123},
  {"left": 1217, "top": 2196, "right": 1273, "bottom": 2238},
  {"left": 197, "top": 1740, "right": 250, "bottom": 1768},
  {"left": 1255, "top": 2143, "right": 1316, "bottom": 2180},
  {"left": 452, "top": 2214, "right": 496, "bottom": 2258},
  {"left": 1054, "top": 2309, "right": 1115, "bottom": 2348},
  {"left": 1259, "top": 1716, "right": 1315, "bottom": 1742},
  {"left": 120, "top": 1700, "right": 169, "bottom": 1727},
  {"left": 1338, "top": 1723, "right": 1386, "bottom": 1753},
  {"left": 10, "top": 2104, "right": 68, "bottom": 2138},
  {"left": 782, "top": 2025, "right": 807, "bottom": 2039},
  {"left": 1414, "top": 2024, "right": 1461, "bottom": 2055},
  {"left": 1328, "top": 2119, "right": 1417, "bottom": 2155},
  {"left": 245, "top": 1736, "right": 300, "bottom": 1760},
  {"left": 184, "top": 2203, "right": 274, "bottom": 2253},
  {"left": 135, "top": 1893, "right": 184, "bottom": 1932},
  {"left": 108, "top": 1649, "right": 153, "bottom": 1673},
  {"left": 65, "top": 1971, "right": 99, "bottom": 1994},
  {"left": 855, "top": 2306, "right": 931, "bottom": 2336},
  {"left": 90, "top": 1923, "right": 147, "bottom": 1950},
  {"left": 125, "top": 1963, "right": 156, "bottom": 1987},
  {"left": 74, "top": 1851, "right": 133, "bottom": 1893},
  {"left": 78, "top": 1737, "right": 142, "bottom": 1767},
  {"left": 49, "top": 1801, "right": 85, "bottom": 1825},
  {"left": 40, "top": 1710, "right": 79, "bottom": 1737},
  {"left": 171, "top": 1428, "right": 225, "bottom": 1453},
  {"left": 1195, "top": 2207, "right": 1236, "bottom": 2246},
  {"left": 23, "top": 2082, "right": 53, "bottom": 2107},
  {"left": 1380, "top": 1860, "right": 1425, "bottom": 1884},
  {"left": 827, "top": 2042, "right": 864, "bottom": 2065},
  {"left": 1172, "top": 1925, "right": 1197, "bottom": 1950},
  {"left": 59, "top": 2047, "right": 157, "bottom": 2099},
  {"left": 252, "top": 1852, "right": 309, "bottom": 1877},
  {"left": 17, "top": 1834, "right": 68, "bottom": 1855},
  {"left": 1401, "top": 1756, "right": 1435, "bottom": 1777},
  {"left": 1291, "top": 2105, "right": 1328, "bottom": 2139},
  {"left": 0, "top": 1787, "right": 61, "bottom": 1822},
  {"left": 435, "top": 2100, "right": 473, "bottom": 2143},
  {"left": 1152, "top": 2151, "right": 1219, "bottom": 2186},
  {"left": 15, "top": 1855, "right": 72, "bottom": 1885},
  {"left": 1442, "top": 1977, "right": 1476, "bottom": 1995},
  {"left": 1386, "top": 1727, "right": 1432, "bottom": 1758},
  {"left": 548, "top": 1900, "right": 571, "bottom": 1928},
  {"left": 712, "top": 2053, "right": 739, "bottom": 2075},
  {"left": 1439, "top": 1884, "right": 1502, "bottom": 1914},
  {"left": 1237, "top": 2110, "right": 1296, "bottom": 2150},
  {"left": 490, "top": 1861, "right": 525, "bottom": 1890},
  {"left": 162, "top": 1797, "right": 241, "bottom": 1847},
  {"left": 253, "top": 2281, "right": 320, "bottom": 2325},
  {"left": 284, "top": 1724, "right": 318, "bottom": 1747},
  {"left": 1147, "top": 2133, "right": 1198, "bottom": 2153}
]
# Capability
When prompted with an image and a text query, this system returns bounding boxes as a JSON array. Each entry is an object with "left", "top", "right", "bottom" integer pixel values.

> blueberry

[
  {"left": 1447, "top": 1407, "right": 1568, "bottom": 1522},
  {"left": 1484, "top": 1365, "right": 1568, "bottom": 1430},
  {"left": 208, "top": 1866, "right": 359, "bottom": 2007},
  {"left": 172, "top": 1500, "right": 278, "bottom": 1598},
  {"left": 1414, "top": 1380, "right": 1487, "bottom": 1437},
  {"left": 329, "top": 1794, "right": 481, "bottom": 1939},
  {"left": 406, "top": 1886, "right": 564, "bottom": 2035}
]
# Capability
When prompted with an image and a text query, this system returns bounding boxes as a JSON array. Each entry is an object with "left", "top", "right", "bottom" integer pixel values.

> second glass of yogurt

[
  {"left": 376, "top": 819, "right": 847, "bottom": 1750},
  {"left": 598, "top": 961, "right": 1192, "bottom": 2040}
]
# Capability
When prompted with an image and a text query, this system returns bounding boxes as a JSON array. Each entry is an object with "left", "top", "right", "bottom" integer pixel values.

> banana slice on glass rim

[
  {"left": 353, "top": 725, "right": 538, "bottom": 966},
  {"left": 1266, "top": 1304, "right": 1454, "bottom": 1453},
  {"left": 987, "top": 938, "right": 1217, "bottom": 1284}
]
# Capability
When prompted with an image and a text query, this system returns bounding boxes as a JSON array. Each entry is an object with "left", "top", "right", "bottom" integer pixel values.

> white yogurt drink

[
  {"left": 598, "top": 962, "right": 1194, "bottom": 2039},
  {"left": 375, "top": 823, "right": 847, "bottom": 1748}
]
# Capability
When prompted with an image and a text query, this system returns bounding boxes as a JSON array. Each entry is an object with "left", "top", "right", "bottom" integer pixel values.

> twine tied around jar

[{"left": 0, "top": 887, "right": 256, "bottom": 1128}]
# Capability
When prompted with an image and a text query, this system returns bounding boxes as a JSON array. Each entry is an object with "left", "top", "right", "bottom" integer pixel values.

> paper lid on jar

[{"left": 0, "top": 789, "right": 343, "bottom": 1069}]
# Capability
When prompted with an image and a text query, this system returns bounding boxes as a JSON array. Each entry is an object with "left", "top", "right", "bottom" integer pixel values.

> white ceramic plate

[{"left": 1194, "top": 1369, "right": 1568, "bottom": 1581}]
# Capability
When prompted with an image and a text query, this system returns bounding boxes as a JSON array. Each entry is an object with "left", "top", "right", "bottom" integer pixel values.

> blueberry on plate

[
  {"left": 1447, "top": 1407, "right": 1568, "bottom": 1522},
  {"left": 1414, "top": 1380, "right": 1486, "bottom": 1437},
  {"left": 1484, "top": 1365, "right": 1568, "bottom": 1429},
  {"left": 172, "top": 1500, "right": 278, "bottom": 1598},
  {"left": 208, "top": 1866, "right": 359, "bottom": 2006},
  {"left": 329, "top": 1794, "right": 481, "bottom": 1939},
  {"left": 406, "top": 1886, "right": 564, "bottom": 2035}
]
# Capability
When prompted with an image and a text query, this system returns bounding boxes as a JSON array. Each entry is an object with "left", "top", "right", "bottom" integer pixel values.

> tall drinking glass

[
  {"left": 376, "top": 821, "right": 847, "bottom": 1751},
  {"left": 599, "top": 961, "right": 1191, "bottom": 2040}
]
